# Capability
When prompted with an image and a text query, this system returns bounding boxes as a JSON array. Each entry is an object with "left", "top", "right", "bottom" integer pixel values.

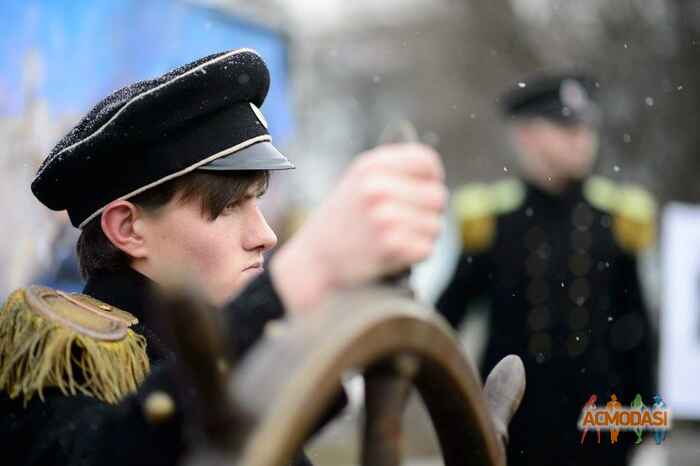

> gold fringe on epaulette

[{"left": 0, "top": 290, "right": 150, "bottom": 405}]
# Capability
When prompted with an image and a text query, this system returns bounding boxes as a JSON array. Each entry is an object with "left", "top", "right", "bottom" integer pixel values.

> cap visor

[{"left": 198, "top": 141, "right": 295, "bottom": 171}]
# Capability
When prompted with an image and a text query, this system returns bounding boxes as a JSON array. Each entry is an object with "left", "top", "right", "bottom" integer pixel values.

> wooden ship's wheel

[{"left": 161, "top": 284, "right": 525, "bottom": 466}]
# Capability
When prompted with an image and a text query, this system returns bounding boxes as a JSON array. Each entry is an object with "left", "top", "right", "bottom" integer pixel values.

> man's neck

[
  {"left": 82, "top": 266, "right": 154, "bottom": 321},
  {"left": 525, "top": 173, "right": 572, "bottom": 195}
]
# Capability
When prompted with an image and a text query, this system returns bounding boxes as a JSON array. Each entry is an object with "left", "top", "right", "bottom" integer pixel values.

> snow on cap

[{"left": 32, "top": 48, "right": 293, "bottom": 229}]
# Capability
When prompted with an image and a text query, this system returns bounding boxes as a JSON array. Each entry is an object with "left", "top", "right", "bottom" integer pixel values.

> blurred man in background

[{"left": 437, "top": 73, "right": 657, "bottom": 466}]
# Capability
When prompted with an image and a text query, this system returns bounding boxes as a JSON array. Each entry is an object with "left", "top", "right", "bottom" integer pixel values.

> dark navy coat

[
  {"left": 0, "top": 267, "right": 312, "bottom": 466},
  {"left": 437, "top": 178, "right": 656, "bottom": 466}
]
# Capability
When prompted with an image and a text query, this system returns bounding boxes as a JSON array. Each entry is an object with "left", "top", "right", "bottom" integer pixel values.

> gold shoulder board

[
  {"left": 452, "top": 179, "right": 525, "bottom": 252},
  {"left": 584, "top": 176, "right": 657, "bottom": 253},
  {"left": 0, "top": 286, "right": 150, "bottom": 404}
]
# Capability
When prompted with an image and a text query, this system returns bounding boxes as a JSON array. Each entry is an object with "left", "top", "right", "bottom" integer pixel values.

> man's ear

[{"left": 101, "top": 200, "right": 148, "bottom": 259}]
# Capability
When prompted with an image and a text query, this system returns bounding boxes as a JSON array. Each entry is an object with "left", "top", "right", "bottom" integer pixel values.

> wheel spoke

[{"left": 361, "top": 355, "right": 419, "bottom": 466}]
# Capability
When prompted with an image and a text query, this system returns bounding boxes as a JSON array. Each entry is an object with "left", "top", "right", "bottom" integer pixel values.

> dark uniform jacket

[
  {"left": 0, "top": 267, "right": 312, "bottom": 466},
  {"left": 437, "top": 177, "right": 657, "bottom": 466}
]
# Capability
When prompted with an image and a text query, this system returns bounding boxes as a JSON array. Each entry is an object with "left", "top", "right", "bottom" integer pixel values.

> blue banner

[{"left": 0, "top": 0, "right": 293, "bottom": 141}]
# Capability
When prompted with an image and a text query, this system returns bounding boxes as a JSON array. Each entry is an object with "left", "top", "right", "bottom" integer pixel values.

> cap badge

[{"left": 560, "top": 79, "right": 589, "bottom": 112}]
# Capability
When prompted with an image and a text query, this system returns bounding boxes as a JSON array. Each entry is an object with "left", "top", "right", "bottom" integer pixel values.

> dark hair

[{"left": 76, "top": 170, "right": 269, "bottom": 280}]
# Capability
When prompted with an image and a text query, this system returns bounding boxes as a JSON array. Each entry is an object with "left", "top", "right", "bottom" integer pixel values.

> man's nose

[{"left": 244, "top": 204, "right": 278, "bottom": 252}]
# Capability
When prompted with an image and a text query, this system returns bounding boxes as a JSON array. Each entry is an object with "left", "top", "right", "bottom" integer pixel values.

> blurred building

[
  {"left": 0, "top": 50, "right": 68, "bottom": 298},
  {"left": 216, "top": 0, "right": 536, "bottom": 200},
  {"left": 216, "top": 0, "right": 700, "bottom": 205}
]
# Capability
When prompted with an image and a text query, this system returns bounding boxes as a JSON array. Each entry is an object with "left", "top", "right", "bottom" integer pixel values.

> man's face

[
  {"left": 137, "top": 184, "right": 278, "bottom": 306},
  {"left": 514, "top": 119, "right": 598, "bottom": 182}
]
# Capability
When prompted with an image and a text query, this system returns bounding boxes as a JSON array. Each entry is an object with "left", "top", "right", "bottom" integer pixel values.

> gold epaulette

[
  {"left": 583, "top": 175, "right": 657, "bottom": 253},
  {"left": 0, "top": 286, "right": 150, "bottom": 405},
  {"left": 452, "top": 178, "right": 525, "bottom": 252}
]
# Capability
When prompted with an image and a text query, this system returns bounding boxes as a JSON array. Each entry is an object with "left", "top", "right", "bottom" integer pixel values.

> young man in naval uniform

[
  {"left": 0, "top": 49, "right": 448, "bottom": 465},
  {"left": 436, "top": 73, "right": 657, "bottom": 466}
]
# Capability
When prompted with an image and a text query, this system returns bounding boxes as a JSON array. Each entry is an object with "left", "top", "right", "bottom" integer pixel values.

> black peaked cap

[
  {"left": 501, "top": 72, "right": 600, "bottom": 125},
  {"left": 32, "top": 48, "right": 293, "bottom": 228}
]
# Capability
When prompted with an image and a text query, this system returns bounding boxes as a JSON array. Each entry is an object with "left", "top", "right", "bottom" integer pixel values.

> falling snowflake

[{"left": 518, "top": 82, "right": 527, "bottom": 88}]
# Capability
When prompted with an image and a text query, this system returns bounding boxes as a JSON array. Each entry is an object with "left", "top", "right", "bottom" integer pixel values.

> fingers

[
  {"left": 377, "top": 229, "right": 436, "bottom": 266},
  {"left": 361, "top": 175, "right": 448, "bottom": 211},
  {"left": 354, "top": 143, "right": 445, "bottom": 181},
  {"left": 354, "top": 143, "right": 446, "bottom": 271},
  {"left": 369, "top": 202, "right": 443, "bottom": 239}
]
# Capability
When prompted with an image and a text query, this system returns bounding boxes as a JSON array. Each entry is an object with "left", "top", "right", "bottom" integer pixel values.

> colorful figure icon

[
  {"left": 607, "top": 394, "right": 621, "bottom": 444},
  {"left": 580, "top": 394, "right": 601, "bottom": 444},
  {"left": 630, "top": 393, "right": 647, "bottom": 444},
  {"left": 652, "top": 395, "right": 668, "bottom": 445}
]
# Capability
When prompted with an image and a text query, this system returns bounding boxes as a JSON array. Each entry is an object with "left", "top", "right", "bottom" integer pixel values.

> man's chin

[
  {"left": 216, "top": 269, "right": 265, "bottom": 307},
  {"left": 238, "top": 267, "right": 264, "bottom": 285}
]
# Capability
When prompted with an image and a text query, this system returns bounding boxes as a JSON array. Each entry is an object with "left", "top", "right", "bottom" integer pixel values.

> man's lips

[{"left": 243, "top": 262, "right": 263, "bottom": 272}]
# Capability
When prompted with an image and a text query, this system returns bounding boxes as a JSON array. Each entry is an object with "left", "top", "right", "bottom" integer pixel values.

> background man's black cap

[
  {"left": 32, "top": 48, "right": 294, "bottom": 228},
  {"left": 501, "top": 72, "right": 600, "bottom": 126}
]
